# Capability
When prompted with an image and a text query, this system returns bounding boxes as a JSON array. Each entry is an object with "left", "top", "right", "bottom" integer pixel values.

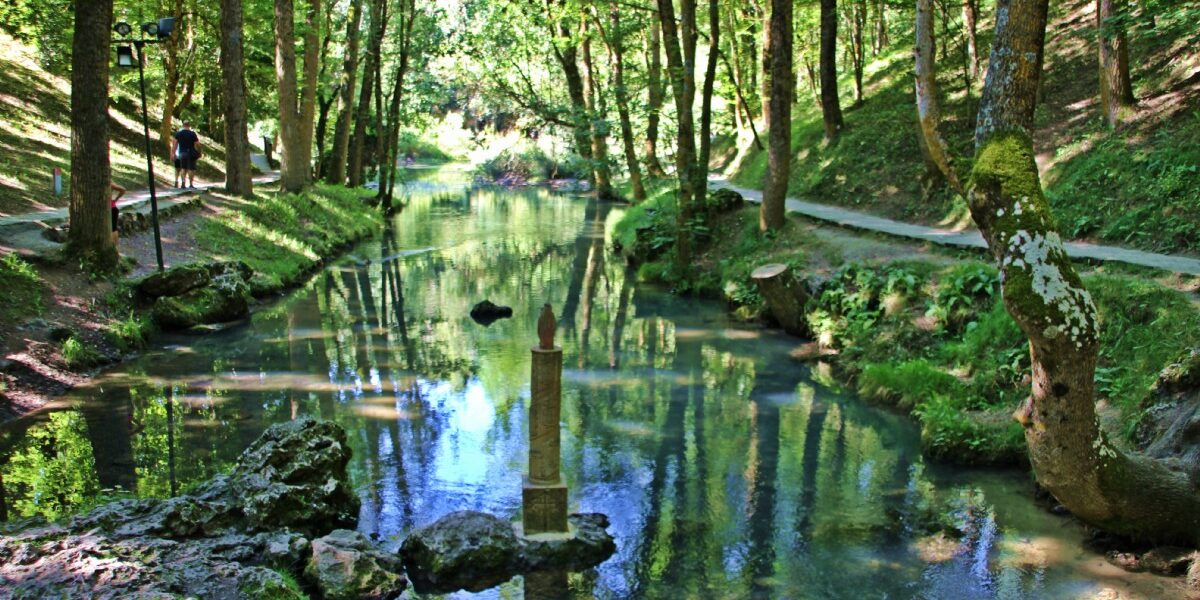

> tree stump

[{"left": 751, "top": 263, "right": 811, "bottom": 337}]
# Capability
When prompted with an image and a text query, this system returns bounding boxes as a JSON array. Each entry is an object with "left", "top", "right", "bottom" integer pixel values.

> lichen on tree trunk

[{"left": 969, "top": 0, "right": 1200, "bottom": 546}]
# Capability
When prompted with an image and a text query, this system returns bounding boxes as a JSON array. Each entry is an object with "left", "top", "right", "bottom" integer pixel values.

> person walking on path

[
  {"left": 110, "top": 182, "right": 126, "bottom": 245},
  {"left": 170, "top": 121, "right": 201, "bottom": 189}
]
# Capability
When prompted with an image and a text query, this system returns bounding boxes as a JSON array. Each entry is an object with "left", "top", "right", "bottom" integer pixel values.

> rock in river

[
  {"left": 470, "top": 299, "right": 514, "bottom": 325},
  {"left": 140, "top": 261, "right": 256, "bottom": 331},
  {"left": 399, "top": 510, "right": 616, "bottom": 594},
  {"left": 0, "top": 418, "right": 371, "bottom": 599}
]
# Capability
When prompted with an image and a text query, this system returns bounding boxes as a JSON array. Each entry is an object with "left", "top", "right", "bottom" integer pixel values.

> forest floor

[
  {"left": 726, "top": 0, "right": 1200, "bottom": 256},
  {"left": 0, "top": 183, "right": 382, "bottom": 422}
]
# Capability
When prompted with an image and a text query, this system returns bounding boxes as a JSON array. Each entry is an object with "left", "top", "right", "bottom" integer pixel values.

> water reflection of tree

[{"left": 1, "top": 411, "right": 101, "bottom": 519}]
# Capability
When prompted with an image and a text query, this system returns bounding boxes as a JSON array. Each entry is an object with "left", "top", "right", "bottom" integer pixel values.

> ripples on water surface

[{"left": 0, "top": 166, "right": 1181, "bottom": 598}]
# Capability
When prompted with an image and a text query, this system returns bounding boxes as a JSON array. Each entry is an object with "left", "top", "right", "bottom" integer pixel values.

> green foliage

[
  {"left": 1088, "top": 274, "right": 1200, "bottom": 417},
  {"left": 913, "top": 395, "right": 1026, "bottom": 465},
  {"left": 395, "top": 130, "right": 452, "bottom": 163},
  {"left": 474, "top": 147, "right": 588, "bottom": 183},
  {"left": 1, "top": 411, "right": 102, "bottom": 520},
  {"left": 857, "top": 360, "right": 963, "bottom": 410},
  {"left": 926, "top": 263, "right": 1000, "bottom": 332},
  {"left": 61, "top": 336, "right": 103, "bottom": 369},
  {"left": 0, "top": 252, "right": 43, "bottom": 323},
  {"left": 105, "top": 313, "right": 153, "bottom": 353},
  {"left": 195, "top": 185, "right": 383, "bottom": 295}
]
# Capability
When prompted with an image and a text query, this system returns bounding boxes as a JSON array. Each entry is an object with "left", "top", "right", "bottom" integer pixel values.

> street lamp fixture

[
  {"left": 115, "top": 45, "right": 135, "bottom": 68},
  {"left": 111, "top": 17, "right": 176, "bottom": 271}
]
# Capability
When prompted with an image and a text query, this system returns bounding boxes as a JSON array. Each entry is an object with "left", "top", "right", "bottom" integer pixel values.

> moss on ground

[{"left": 614, "top": 187, "right": 1200, "bottom": 466}]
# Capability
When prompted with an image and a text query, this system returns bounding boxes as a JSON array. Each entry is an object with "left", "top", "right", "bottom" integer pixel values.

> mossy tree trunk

[
  {"left": 219, "top": 0, "right": 254, "bottom": 197},
  {"left": 760, "top": 0, "right": 792, "bottom": 231},
  {"left": 298, "top": 0, "right": 321, "bottom": 186},
  {"left": 274, "top": 0, "right": 307, "bottom": 193},
  {"left": 696, "top": 0, "right": 720, "bottom": 208},
  {"left": 349, "top": 0, "right": 385, "bottom": 188},
  {"left": 547, "top": 3, "right": 595, "bottom": 181},
  {"left": 580, "top": 23, "right": 615, "bottom": 201},
  {"left": 644, "top": 21, "right": 666, "bottom": 177},
  {"left": 819, "top": 0, "right": 844, "bottom": 142},
  {"left": 915, "top": 0, "right": 965, "bottom": 195},
  {"left": 969, "top": 0, "right": 1200, "bottom": 546},
  {"left": 1097, "top": 0, "right": 1135, "bottom": 127},
  {"left": 327, "top": 0, "right": 363, "bottom": 185},
  {"left": 656, "top": 0, "right": 698, "bottom": 270},
  {"left": 66, "top": 0, "right": 118, "bottom": 271},
  {"left": 600, "top": 2, "right": 646, "bottom": 202}
]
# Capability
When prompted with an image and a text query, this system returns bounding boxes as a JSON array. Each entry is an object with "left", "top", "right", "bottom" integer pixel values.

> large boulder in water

[
  {"left": 400, "top": 511, "right": 521, "bottom": 593},
  {"left": 1136, "top": 348, "right": 1200, "bottom": 477},
  {"left": 399, "top": 510, "right": 616, "bottom": 594},
  {"left": 0, "top": 419, "right": 361, "bottom": 599},
  {"left": 305, "top": 529, "right": 408, "bottom": 600},
  {"left": 470, "top": 300, "right": 514, "bottom": 326}
]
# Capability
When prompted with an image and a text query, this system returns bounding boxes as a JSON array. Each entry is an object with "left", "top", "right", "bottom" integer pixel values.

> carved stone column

[{"left": 523, "top": 304, "right": 568, "bottom": 535}]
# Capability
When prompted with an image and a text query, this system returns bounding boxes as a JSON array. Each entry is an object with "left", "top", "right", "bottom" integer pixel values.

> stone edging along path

[{"left": 711, "top": 178, "right": 1200, "bottom": 277}]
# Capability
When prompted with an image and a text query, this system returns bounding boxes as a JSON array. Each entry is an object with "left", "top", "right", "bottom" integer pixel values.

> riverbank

[
  {"left": 0, "top": 183, "right": 383, "bottom": 422},
  {"left": 612, "top": 179, "right": 1200, "bottom": 466}
]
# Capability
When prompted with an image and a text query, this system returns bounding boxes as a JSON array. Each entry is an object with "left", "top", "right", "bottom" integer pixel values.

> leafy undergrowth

[
  {"left": 615, "top": 190, "right": 1200, "bottom": 466},
  {"left": 194, "top": 185, "right": 383, "bottom": 296},
  {"left": 0, "top": 252, "right": 44, "bottom": 324},
  {"left": 729, "top": 0, "right": 1200, "bottom": 254}
]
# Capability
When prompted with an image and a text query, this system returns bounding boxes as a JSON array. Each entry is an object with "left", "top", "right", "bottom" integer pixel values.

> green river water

[{"left": 0, "top": 166, "right": 1180, "bottom": 598}]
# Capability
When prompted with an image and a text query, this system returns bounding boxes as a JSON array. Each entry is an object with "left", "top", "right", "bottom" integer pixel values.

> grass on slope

[
  {"left": 0, "top": 31, "right": 227, "bottom": 216},
  {"left": 730, "top": 0, "right": 1200, "bottom": 255},
  {"left": 194, "top": 184, "right": 384, "bottom": 296}
]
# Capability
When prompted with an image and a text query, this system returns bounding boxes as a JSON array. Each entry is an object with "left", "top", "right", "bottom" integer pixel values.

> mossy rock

[
  {"left": 151, "top": 273, "right": 251, "bottom": 330},
  {"left": 137, "top": 264, "right": 213, "bottom": 298}
]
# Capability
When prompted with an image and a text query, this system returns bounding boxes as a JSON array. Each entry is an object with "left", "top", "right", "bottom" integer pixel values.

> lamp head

[
  {"left": 114, "top": 22, "right": 132, "bottom": 37},
  {"left": 115, "top": 45, "right": 135, "bottom": 68},
  {"left": 143, "top": 17, "right": 175, "bottom": 40}
]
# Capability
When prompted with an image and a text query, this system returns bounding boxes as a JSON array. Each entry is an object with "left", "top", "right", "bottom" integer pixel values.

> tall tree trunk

[
  {"left": 604, "top": 2, "right": 646, "bottom": 202},
  {"left": 547, "top": 3, "right": 594, "bottom": 178},
  {"left": 644, "top": 22, "right": 667, "bottom": 177},
  {"left": 761, "top": 0, "right": 792, "bottom": 231},
  {"left": 819, "top": 0, "right": 844, "bottom": 141},
  {"left": 850, "top": 0, "right": 866, "bottom": 106},
  {"left": 274, "top": 0, "right": 306, "bottom": 192},
  {"left": 915, "top": 0, "right": 964, "bottom": 195},
  {"left": 299, "top": 0, "right": 321, "bottom": 185},
  {"left": 220, "top": 0, "right": 254, "bottom": 197},
  {"left": 158, "top": 0, "right": 186, "bottom": 158},
  {"left": 656, "top": 0, "right": 698, "bottom": 270},
  {"left": 876, "top": 0, "right": 889, "bottom": 49},
  {"left": 969, "top": 0, "right": 1200, "bottom": 547},
  {"left": 580, "top": 25, "right": 615, "bottom": 200},
  {"left": 66, "top": 0, "right": 117, "bottom": 269},
  {"left": 350, "top": 0, "right": 385, "bottom": 187},
  {"left": 1097, "top": 0, "right": 1135, "bottom": 127},
  {"left": 697, "top": 0, "right": 719, "bottom": 201},
  {"left": 327, "top": 0, "right": 364, "bottom": 184},
  {"left": 963, "top": 0, "right": 980, "bottom": 79},
  {"left": 381, "top": 0, "right": 417, "bottom": 212}
]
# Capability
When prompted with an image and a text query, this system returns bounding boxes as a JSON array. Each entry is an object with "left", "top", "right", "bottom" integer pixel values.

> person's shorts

[
  {"left": 178, "top": 152, "right": 197, "bottom": 170},
  {"left": 111, "top": 206, "right": 119, "bottom": 232},
  {"left": 174, "top": 157, "right": 181, "bottom": 169}
]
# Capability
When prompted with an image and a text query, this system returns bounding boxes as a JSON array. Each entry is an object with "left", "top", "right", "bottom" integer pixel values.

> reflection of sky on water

[{"left": 0, "top": 165, "right": 1186, "bottom": 599}]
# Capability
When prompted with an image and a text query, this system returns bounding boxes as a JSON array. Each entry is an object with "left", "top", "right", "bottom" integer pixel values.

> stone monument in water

[{"left": 523, "top": 303, "right": 568, "bottom": 535}]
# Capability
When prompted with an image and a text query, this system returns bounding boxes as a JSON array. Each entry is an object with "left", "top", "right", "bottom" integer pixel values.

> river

[{"left": 0, "top": 165, "right": 1179, "bottom": 598}]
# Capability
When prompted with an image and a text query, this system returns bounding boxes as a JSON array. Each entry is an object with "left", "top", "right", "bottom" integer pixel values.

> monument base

[{"left": 522, "top": 477, "right": 568, "bottom": 535}]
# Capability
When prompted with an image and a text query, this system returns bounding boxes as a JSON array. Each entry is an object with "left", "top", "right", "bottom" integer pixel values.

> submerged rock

[
  {"left": 0, "top": 418, "right": 361, "bottom": 599},
  {"left": 470, "top": 300, "right": 514, "bottom": 326},
  {"left": 399, "top": 510, "right": 616, "bottom": 594},
  {"left": 306, "top": 529, "right": 408, "bottom": 600}
]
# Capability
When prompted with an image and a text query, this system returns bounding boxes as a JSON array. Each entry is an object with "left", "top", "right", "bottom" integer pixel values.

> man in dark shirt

[{"left": 170, "top": 122, "right": 201, "bottom": 189}]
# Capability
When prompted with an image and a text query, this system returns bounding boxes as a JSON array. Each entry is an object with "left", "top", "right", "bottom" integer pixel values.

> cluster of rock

[
  {"left": 136, "top": 261, "right": 254, "bottom": 331},
  {"left": 1136, "top": 348, "right": 1200, "bottom": 478},
  {"left": 470, "top": 299, "right": 513, "bottom": 326},
  {"left": 0, "top": 419, "right": 616, "bottom": 599}
]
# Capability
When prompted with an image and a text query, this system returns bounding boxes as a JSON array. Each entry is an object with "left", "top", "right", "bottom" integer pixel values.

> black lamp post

[{"left": 113, "top": 17, "right": 175, "bottom": 272}]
